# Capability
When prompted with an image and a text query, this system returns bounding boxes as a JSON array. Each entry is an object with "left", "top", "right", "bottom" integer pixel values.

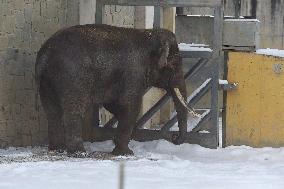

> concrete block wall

[
  {"left": 182, "top": 0, "right": 284, "bottom": 49},
  {"left": 0, "top": 0, "right": 136, "bottom": 147},
  {"left": 0, "top": 0, "right": 80, "bottom": 148},
  {"left": 79, "top": 0, "right": 135, "bottom": 27}
]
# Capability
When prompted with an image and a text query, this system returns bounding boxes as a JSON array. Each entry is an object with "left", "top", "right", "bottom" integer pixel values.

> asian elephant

[{"left": 35, "top": 24, "right": 197, "bottom": 155}]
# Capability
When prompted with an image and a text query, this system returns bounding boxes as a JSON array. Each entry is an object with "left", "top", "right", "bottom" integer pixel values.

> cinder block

[
  {"left": 0, "top": 121, "right": 7, "bottom": 132},
  {"left": 0, "top": 37, "right": 9, "bottom": 49},
  {"left": 24, "top": 71, "right": 35, "bottom": 89},
  {"left": 46, "top": 1, "right": 58, "bottom": 18},
  {"left": 24, "top": 3, "right": 32, "bottom": 24},
  {"left": 21, "top": 134, "right": 32, "bottom": 146},
  {"left": 1, "top": 1, "right": 10, "bottom": 16},
  {"left": 14, "top": 10, "right": 25, "bottom": 28},
  {"left": 0, "top": 137, "right": 10, "bottom": 148},
  {"left": 31, "top": 0, "right": 40, "bottom": 16},
  {"left": 14, "top": 0, "right": 25, "bottom": 9},
  {"left": 0, "top": 104, "right": 13, "bottom": 120},
  {"left": 4, "top": 15, "right": 16, "bottom": 34}
]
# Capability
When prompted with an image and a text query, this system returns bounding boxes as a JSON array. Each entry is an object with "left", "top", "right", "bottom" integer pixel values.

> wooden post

[
  {"left": 159, "top": 7, "right": 176, "bottom": 124},
  {"left": 163, "top": 7, "right": 176, "bottom": 32}
]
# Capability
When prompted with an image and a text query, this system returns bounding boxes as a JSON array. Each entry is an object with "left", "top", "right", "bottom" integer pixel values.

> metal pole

[
  {"left": 95, "top": 0, "right": 104, "bottom": 24},
  {"left": 233, "top": 0, "right": 241, "bottom": 18},
  {"left": 119, "top": 162, "right": 125, "bottom": 189},
  {"left": 153, "top": 6, "right": 163, "bottom": 28}
]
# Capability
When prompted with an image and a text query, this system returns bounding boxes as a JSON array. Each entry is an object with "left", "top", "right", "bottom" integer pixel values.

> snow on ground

[{"left": 1, "top": 140, "right": 284, "bottom": 189}]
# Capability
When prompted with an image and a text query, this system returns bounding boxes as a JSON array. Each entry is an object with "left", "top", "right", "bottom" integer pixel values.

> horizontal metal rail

[
  {"left": 98, "top": 0, "right": 222, "bottom": 7},
  {"left": 180, "top": 50, "right": 212, "bottom": 59},
  {"left": 103, "top": 58, "right": 208, "bottom": 129},
  {"left": 135, "top": 58, "right": 208, "bottom": 129},
  {"left": 90, "top": 127, "right": 217, "bottom": 148}
]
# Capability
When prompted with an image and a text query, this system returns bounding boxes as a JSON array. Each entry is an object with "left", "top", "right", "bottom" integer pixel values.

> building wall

[
  {"left": 183, "top": 0, "right": 284, "bottom": 49},
  {"left": 0, "top": 0, "right": 80, "bottom": 148},
  {"left": 226, "top": 0, "right": 284, "bottom": 49},
  {"left": 0, "top": 0, "right": 135, "bottom": 147}
]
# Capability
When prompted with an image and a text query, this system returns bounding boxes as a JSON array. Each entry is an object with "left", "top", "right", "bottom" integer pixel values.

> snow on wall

[
  {"left": 256, "top": 49, "right": 284, "bottom": 58},
  {"left": 178, "top": 43, "right": 212, "bottom": 52}
]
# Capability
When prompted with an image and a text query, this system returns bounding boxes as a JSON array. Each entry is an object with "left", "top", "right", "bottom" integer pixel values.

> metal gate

[{"left": 84, "top": 0, "right": 223, "bottom": 149}]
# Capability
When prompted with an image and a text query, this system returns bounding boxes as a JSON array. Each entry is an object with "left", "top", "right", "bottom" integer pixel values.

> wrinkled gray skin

[{"left": 35, "top": 24, "right": 188, "bottom": 155}]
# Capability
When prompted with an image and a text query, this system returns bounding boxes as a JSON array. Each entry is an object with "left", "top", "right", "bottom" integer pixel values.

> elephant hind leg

[
  {"left": 39, "top": 80, "right": 65, "bottom": 151},
  {"left": 61, "top": 95, "right": 90, "bottom": 153},
  {"left": 47, "top": 110, "right": 65, "bottom": 151},
  {"left": 63, "top": 112, "right": 85, "bottom": 153}
]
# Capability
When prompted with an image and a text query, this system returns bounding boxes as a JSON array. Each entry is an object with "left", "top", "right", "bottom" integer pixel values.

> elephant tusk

[{"left": 173, "top": 88, "right": 202, "bottom": 118}]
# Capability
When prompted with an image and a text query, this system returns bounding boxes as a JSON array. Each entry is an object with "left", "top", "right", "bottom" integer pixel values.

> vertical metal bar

[
  {"left": 251, "top": 0, "right": 257, "bottom": 19},
  {"left": 95, "top": 0, "right": 104, "bottom": 24},
  {"left": 153, "top": 6, "right": 163, "bottom": 28},
  {"left": 119, "top": 162, "right": 125, "bottom": 189},
  {"left": 210, "top": 5, "right": 223, "bottom": 147},
  {"left": 233, "top": 0, "right": 241, "bottom": 18},
  {"left": 222, "top": 51, "right": 229, "bottom": 148},
  {"left": 176, "top": 7, "right": 184, "bottom": 15}
]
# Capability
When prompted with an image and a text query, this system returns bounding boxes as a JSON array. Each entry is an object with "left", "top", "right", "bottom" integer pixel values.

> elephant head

[{"left": 145, "top": 29, "right": 200, "bottom": 144}]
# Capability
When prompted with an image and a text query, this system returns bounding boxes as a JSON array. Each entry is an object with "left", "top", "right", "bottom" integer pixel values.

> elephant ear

[{"left": 158, "top": 42, "right": 170, "bottom": 68}]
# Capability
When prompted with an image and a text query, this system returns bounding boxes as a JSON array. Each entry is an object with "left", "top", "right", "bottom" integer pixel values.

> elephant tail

[{"left": 34, "top": 49, "right": 50, "bottom": 111}]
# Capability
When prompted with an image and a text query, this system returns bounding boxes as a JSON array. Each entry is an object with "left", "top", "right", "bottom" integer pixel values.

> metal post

[
  {"left": 95, "top": 0, "right": 104, "bottom": 24},
  {"left": 119, "top": 162, "right": 125, "bottom": 189},
  {"left": 153, "top": 6, "right": 163, "bottom": 28},
  {"left": 233, "top": 0, "right": 241, "bottom": 18},
  {"left": 211, "top": 5, "right": 223, "bottom": 147}
]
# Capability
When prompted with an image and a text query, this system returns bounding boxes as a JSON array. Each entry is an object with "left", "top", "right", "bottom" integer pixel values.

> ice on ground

[
  {"left": 1, "top": 140, "right": 284, "bottom": 189},
  {"left": 256, "top": 48, "right": 284, "bottom": 58}
]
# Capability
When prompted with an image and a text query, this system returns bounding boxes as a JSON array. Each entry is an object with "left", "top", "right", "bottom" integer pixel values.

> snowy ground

[{"left": 1, "top": 140, "right": 284, "bottom": 189}]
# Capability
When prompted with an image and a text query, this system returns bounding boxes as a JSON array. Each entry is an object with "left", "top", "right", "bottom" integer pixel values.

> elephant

[{"left": 35, "top": 24, "right": 197, "bottom": 155}]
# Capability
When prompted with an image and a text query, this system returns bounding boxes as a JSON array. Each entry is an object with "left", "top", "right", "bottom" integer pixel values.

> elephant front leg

[
  {"left": 112, "top": 120, "right": 135, "bottom": 156},
  {"left": 111, "top": 100, "right": 141, "bottom": 156}
]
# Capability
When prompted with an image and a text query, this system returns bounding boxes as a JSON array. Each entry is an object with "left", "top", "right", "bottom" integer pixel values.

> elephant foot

[
  {"left": 66, "top": 141, "right": 85, "bottom": 154},
  {"left": 112, "top": 146, "right": 134, "bottom": 156},
  {"left": 172, "top": 134, "right": 185, "bottom": 145},
  {"left": 49, "top": 143, "right": 66, "bottom": 152}
]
